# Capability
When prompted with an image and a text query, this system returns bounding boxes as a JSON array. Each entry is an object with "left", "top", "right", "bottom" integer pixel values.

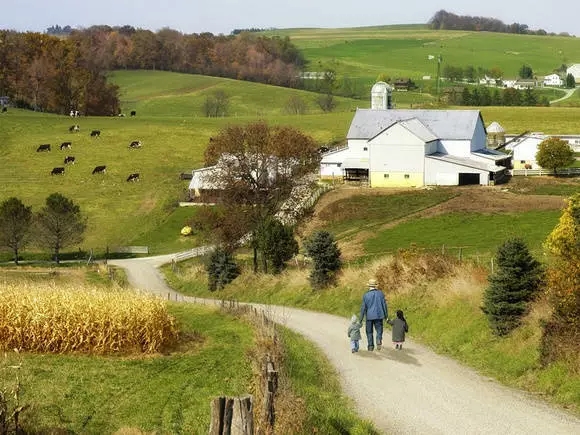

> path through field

[{"left": 109, "top": 253, "right": 580, "bottom": 434}]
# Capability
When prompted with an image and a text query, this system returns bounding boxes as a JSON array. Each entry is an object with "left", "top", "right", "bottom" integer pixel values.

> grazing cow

[
  {"left": 318, "top": 146, "right": 330, "bottom": 154},
  {"left": 51, "top": 167, "right": 65, "bottom": 175},
  {"left": 1, "top": 107, "right": 7, "bottom": 113},
  {"left": 126, "top": 173, "right": 140, "bottom": 182},
  {"left": 129, "top": 140, "right": 142, "bottom": 149},
  {"left": 130, "top": 110, "right": 136, "bottom": 117},
  {"left": 60, "top": 142, "right": 72, "bottom": 150},
  {"left": 64, "top": 156, "right": 75, "bottom": 165},
  {"left": 69, "top": 124, "right": 80, "bottom": 133},
  {"left": 90, "top": 130, "right": 101, "bottom": 137},
  {"left": 37, "top": 144, "right": 51, "bottom": 152},
  {"left": 92, "top": 165, "right": 106, "bottom": 175}
]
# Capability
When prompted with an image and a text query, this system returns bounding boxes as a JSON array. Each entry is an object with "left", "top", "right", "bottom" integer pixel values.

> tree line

[
  {"left": 429, "top": 10, "right": 574, "bottom": 36},
  {"left": 446, "top": 86, "right": 549, "bottom": 107},
  {"left": 0, "top": 30, "right": 120, "bottom": 115}
]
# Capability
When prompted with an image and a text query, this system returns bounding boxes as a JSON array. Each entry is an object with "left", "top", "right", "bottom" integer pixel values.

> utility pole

[{"left": 436, "top": 54, "right": 443, "bottom": 102}]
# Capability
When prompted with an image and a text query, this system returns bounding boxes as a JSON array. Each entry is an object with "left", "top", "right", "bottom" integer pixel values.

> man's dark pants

[{"left": 365, "top": 319, "right": 383, "bottom": 351}]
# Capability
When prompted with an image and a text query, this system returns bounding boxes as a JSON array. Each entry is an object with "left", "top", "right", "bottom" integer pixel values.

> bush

[
  {"left": 206, "top": 247, "right": 240, "bottom": 291},
  {"left": 304, "top": 231, "right": 341, "bottom": 289},
  {"left": 482, "top": 238, "right": 543, "bottom": 336}
]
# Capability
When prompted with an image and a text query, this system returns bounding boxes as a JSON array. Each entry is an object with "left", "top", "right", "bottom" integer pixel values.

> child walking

[
  {"left": 347, "top": 314, "right": 362, "bottom": 353},
  {"left": 387, "top": 310, "right": 409, "bottom": 350}
]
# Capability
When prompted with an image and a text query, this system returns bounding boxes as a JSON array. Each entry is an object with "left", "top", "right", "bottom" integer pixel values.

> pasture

[{"left": 265, "top": 25, "right": 580, "bottom": 85}]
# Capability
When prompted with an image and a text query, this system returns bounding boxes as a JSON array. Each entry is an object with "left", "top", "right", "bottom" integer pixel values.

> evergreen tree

[
  {"left": 519, "top": 64, "right": 533, "bottom": 79},
  {"left": 260, "top": 219, "right": 298, "bottom": 274},
  {"left": 479, "top": 86, "right": 491, "bottom": 106},
  {"left": 206, "top": 247, "right": 240, "bottom": 291},
  {"left": 304, "top": 231, "right": 342, "bottom": 289},
  {"left": 565, "top": 73, "right": 576, "bottom": 89},
  {"left": 491, "top": 88, "right": 502, "bottom": 105},
  {"left": 461, "top": 87, "right": 471, "bottom": 105},
  {"left": 482, "top": 238, "right": 543, "bottom": 336},
  {"left": 523, "top": 87, "right": 538, "bottom": 106}
]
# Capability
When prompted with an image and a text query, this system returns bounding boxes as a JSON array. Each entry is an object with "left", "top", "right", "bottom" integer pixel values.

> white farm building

[{"left": 320, "top": 103, "right": 511, "bottom": 187}]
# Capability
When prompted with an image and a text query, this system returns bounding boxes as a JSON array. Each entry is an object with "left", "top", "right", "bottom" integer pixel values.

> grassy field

[{"left": 265, "top": 25, "right": 580, "bottom": 86}]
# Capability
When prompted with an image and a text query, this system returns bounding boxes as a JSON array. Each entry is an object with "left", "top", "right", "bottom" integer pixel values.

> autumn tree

[
  {"left": 202, "top": 121, "right": 319, "bottom": 272},
  {"left": 0, "top": 197, "right": 32, "bottom": 264},
  {"left": 535, "top": 137, "right": 574, "bottom": 174},
  {"left": 35, "top": 193, "right": 86, "bottom": 264},
  {"left": 541, "top": 193, "right": 580, "bottom": 366}
]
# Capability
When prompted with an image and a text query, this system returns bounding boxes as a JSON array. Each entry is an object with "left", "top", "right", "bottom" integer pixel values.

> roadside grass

[
  {"left": 364, "top": 210, "right": 561, "bottom": 260},
  {"left": 162, "top": 256, "right": 580, "bottom": 413},
  {"left": 313, "top": 189, "right": 456, "bottom": 238}
]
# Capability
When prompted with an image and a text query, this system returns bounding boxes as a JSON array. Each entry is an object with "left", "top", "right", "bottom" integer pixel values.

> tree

[
  {"left": 535, "top": 137, "right": 574, "bottom": 174},
  {"left": 541, "top": 193, "right": 580, "bottom": 365},
  {"left": 206, "top": 247, "right": 240, "bottom": 291},
  {"left": 482, "top": 238, "right": 543, "bottom": 336},
  {"left": 0, "top": 197, "right": 32, "bottom": 264},
  {"left": 522, "top": 87, "right": 538, "bottom": 106},
  {"left": 316, "top": 93, "right": 337, "bottom": 112},
  {"left": 304, "top": 231, "right": 342, "bottom": 289},
  {"left": 284, "top": 95, "right": 307, "bottom": 115},
  {"left": 565, "top": 73, "right": 576, "bottom": 88},
  {"left": 203, "top": 121, "right": 319, "bottom": 272},
  {"left": 35, "top": 193, "right": 86, "bottom": 264},
  {"left": 519, "top": 64, "right": 533, "bottom": 79},
  {"left": 259, "top": 218, "right": 298, "bottom": 274},
  {"left": 203, "top": 90, "right": 230, "bottom": 117}
]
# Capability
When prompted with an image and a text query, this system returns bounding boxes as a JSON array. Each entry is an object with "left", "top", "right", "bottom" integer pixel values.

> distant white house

[
  {"left": 543, "top": 74, "right": 563, "bottom": 87},
  {"left": 504, "top": 133, "right": 578, "bottom": 169},
  {"left": 502, "top": 79, "right": 517, "bottom": 88},
  {"left": 320, "top": 105, "right": 511, "bottom": 187},
  {"left": 566, "top": 64, "right": 580, "bottom": 83},
  {"left": 479, "top": 75, "right": 496, "bottom": 86}
]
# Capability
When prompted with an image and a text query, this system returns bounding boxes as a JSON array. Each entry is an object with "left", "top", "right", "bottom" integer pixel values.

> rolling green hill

[{"left": 266, "top": 25, "right": 580, "bottom": 84}]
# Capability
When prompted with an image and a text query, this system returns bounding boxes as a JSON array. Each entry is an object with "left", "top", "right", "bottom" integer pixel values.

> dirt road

[{"left": 110, "top": 254, "right": 580, "bottom": 434}]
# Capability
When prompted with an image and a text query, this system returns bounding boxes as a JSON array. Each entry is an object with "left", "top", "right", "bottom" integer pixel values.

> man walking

[{"left": 360, "top": 278, "right": 388, "bottom": 351}]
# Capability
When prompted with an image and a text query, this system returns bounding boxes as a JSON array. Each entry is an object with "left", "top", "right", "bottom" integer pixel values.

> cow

[
  {"left": 64, "top": 156, "right": 75, "bottom": 165},
  {"left": 51, "top": 167, "right": 65, "bottom": 175},
  {"left": 130, "top": 110, "right": 136, "bottom": 117},
  {"left": 126, "top": 173, "right": 140, "bottom": 182},
  {"left": 90, "top": 130, "right": 101, "bottom": 137},
  {"left": 69, "top": 124, "right": 80, "bottom": 133},
  {"left": 318, "top": 146, "right": 330, "bottom": 154},
  {"left": 92, "top": 165, "right": 106, "bottom": 175},
  {"left": 129, "top": 140, "right": 142, "bottom": 149},
  {"left": 37, "top": 144, "right": 51, "bottom": 152},
  {"left": 1, "top": 107, "right": 7, "bottom": 113},
  {"left": 60, "top": 142, "right": 72, "bottom": 150}
]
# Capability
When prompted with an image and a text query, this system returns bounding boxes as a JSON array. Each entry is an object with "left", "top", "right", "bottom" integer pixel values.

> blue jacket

[{"left": 360, "top": 288, "right": 388, "bottom": 321}]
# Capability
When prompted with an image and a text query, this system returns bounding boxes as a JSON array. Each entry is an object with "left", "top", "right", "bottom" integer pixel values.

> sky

[{"left": 1, "top": 0, "right": 579, "bottom": 36}]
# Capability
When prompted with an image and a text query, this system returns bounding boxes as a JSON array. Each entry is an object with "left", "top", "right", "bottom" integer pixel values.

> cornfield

[{"left": 0, "top": 283, "right": 178, "bottom": 354}]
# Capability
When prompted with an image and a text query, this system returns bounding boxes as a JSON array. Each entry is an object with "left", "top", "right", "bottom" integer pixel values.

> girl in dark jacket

[{"left": 387, "top": 310, "right": 409, "bottom": 350}]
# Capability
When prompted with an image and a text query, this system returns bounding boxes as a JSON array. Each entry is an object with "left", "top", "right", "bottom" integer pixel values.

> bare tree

[
  {"left": 203, "top": 90, "right": 230, "bottom": 117},
  {"left": 284, "top": 95, "right": 307, "bottom": 115}
]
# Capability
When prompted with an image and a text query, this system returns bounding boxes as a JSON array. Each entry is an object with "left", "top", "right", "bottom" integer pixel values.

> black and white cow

[
  {"left": 60, "top": 142, "right": 72, "bottom": 150},
  {"left": 51, "top": 167, "right": 65, "bottom": 175},
  {"left": 1, "top": 107, "right": 7, "bottom": 113},
  {"left": 92, "top": 165, "right": 107, "bottom": 174},
  {"left": 130, "top": 110, "right": 136, "bottom": 117},
  {"left": 126, "top": 173, "right": 140, "bottom": 182},
  {"left": 129, "top": 140, "right": 142, "bottom": 149},
  {"left": 69, "top": 124, "right": 80, "bottom": 133},
  {"left": 64, "top": 156, "right": 75, "bottom": 165},
  {"left": 37, "top": 144, "right": 51, "bottom": 152},
  {"left": 90, "top": 130, "right": 101, "bottom": 137}
]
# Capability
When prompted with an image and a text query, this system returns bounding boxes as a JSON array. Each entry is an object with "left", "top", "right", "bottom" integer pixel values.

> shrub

[
  {"left": 304, "top": 231, "right": 341, "bottom": 289},
  {"left": 206, "top": 247, "right": 240, "bottom": 291},
  {"left": 482, "top": 238, "right": 543, "bottom": 336}
]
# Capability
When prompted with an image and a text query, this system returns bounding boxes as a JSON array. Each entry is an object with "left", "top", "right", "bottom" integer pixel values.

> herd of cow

[{"left": 36, "top": 124, "right": 141, "bottom": 182}]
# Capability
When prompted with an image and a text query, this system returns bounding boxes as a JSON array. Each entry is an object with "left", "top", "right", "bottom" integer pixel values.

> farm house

[
  {"left": 320, "top": 86, "right": 511, "bottom": 187},
  {"left": 505, "top": 133, "right": 580, "bottom": 169}
]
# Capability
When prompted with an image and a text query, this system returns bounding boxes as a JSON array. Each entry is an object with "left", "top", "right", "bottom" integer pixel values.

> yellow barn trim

[{"left": 370, "top": 172, "right": 424, "bottom": 187}]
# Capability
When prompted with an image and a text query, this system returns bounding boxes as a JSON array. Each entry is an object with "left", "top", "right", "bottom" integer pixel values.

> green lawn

[{"left": 364, "top": 210, "right": 561, "bottom": 259}]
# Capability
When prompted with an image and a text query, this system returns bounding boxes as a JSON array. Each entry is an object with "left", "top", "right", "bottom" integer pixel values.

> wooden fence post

[
  {"left": 263, "top": 357, "right": 278, "bottom": 431},
  {"left": 209, "top": 395, "right": 253, "bottom": 435}
]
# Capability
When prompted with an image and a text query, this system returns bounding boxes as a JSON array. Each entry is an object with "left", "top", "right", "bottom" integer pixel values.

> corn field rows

[{"left": 0, "top": 283, "right": 178, "bottom": 354}]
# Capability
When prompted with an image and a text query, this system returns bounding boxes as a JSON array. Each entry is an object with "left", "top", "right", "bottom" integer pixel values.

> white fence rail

[
  {"left": 173, "top": 245, "right": 213, "bottom": 263},
  {"left": 510, "top": 168, "right": 580, "bottom": 176}
]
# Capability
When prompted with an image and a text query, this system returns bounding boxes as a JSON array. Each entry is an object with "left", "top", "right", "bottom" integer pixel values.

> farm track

[{"left": 110, "top": 244, "right": 580, "bottom": 434}]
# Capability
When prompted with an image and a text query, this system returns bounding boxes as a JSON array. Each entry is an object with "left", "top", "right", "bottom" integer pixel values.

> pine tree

[
  {"left": 260, "top": 219, "right": 298, "bottom": 274},
  {"left": 304, "top": 231, "right": 342, "bottom": 289},
  {"left": 206, "top": 247, "right": 240, "bottom": 291},
  {"left": 482, "top": 238, "right": 543, "bottom": 336}
]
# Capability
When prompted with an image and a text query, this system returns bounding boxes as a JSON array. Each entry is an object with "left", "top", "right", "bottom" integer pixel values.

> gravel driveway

[{"left": 109, "top": 253, "right": 580, "bottom": 434}]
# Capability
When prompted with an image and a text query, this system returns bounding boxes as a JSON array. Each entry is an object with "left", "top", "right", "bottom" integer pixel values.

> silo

[
  {"left": 371, "top": 81, "right": 393, "bottom": 110},
  {"left": 486, "top": 121, "right": 506, "bottom": 147}
]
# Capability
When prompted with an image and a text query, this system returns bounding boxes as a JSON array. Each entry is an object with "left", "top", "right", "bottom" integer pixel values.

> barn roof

[
  {"left": 486, "top": 121, "right": 505, "bottom": 134},
  {"left": 347, "top": 109, "right": 483, "bottom": 141},
  {"left": 427, "top": 153, "right": 504, "bottom": 173}
]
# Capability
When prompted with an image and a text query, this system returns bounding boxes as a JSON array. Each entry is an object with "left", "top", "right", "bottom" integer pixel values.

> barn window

[
  {"left": 404, "top": 174, "right": 410, "bottom": 179},
  {"left": 363, "top": 147, "right": 368, "bottom": 151},
  {"left": 384, "top": 174, "right": 389, "bottom": 178},
  {"left": 520, "top": 160, "right": 526, "bottom": 164}
]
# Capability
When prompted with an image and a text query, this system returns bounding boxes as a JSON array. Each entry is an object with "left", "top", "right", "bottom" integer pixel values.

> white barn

[{"left": 321, "top": 108, "right": 511, "bottom": 187}]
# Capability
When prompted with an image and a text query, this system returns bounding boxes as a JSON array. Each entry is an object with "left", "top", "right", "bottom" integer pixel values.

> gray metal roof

[
  {"left": 396, "top": 118, "right": 438, "bottom": 143},
  {"left": 347, "top": 109, "right": 483, "bottom": 141}
]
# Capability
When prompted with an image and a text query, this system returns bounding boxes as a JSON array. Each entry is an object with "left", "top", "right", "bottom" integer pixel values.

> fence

[
  {"left": 112, "top": 246, "right": 149, "bottom": 254},
  {"left": 510, "top": 168, "right": 580, "bottom": 176},
  {"left": 172, "top": 245, "right": 213, "bottom": 264}
]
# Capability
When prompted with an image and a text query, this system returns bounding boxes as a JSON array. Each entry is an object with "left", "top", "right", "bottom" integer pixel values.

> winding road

[{"left": 109, "top": 252, "right": 580, "bottom": 434}]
